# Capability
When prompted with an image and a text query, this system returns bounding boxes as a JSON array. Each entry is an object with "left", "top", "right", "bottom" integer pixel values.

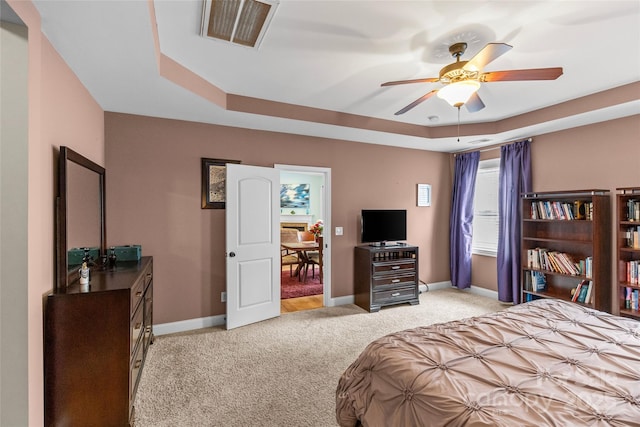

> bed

[{"left": 336, "top": 298, "right": 640, "bottom": 427}]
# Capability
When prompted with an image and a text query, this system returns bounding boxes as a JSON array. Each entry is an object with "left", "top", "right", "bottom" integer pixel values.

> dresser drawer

[
  {"left": 129, "top": 341, "right": 144, "bottom": 415},
  {"left": 130, "top": 275, "right": 145, "bottom": 317},
  {"left": 372, "top": 286, "right": 418, "bottom": 304},
  {"left": 372, "top": 260, "right": 415, "bottom": 275},
  {"left": 372, "top": 273, "right": 416, "bottom": 290},
  {"left": 131, "top": 302, "right": 144, "bottom": 357},
  {"left": 144, "top": 261, "right": 153, "bottom": 287},
  {"left": 143, "top": 283, "right": 153, "bottom": 353},
  {"left": 131, "top": 262, "right": 152, "bottom": 317}
]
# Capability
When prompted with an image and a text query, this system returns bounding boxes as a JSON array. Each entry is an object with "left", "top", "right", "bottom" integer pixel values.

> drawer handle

[
  {"left": 391, "top": 266, "right": 401, "bottom": 270},
  {"left": 136, "top": 291, "right": 143, "bottom": 298},
  {"left": 391, "top": 292, "right": 401, "bottom": 297},
  {"left": 134, "top": 360, "right": 142, "bottom": 369},
  {"left": 391, "top": 279, "right": 401, "bottom": 283}
]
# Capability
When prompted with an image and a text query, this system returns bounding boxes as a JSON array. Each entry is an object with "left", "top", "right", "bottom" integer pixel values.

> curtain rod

[{"left": 454, "top": 137, "right": 532, "bottom": 155}]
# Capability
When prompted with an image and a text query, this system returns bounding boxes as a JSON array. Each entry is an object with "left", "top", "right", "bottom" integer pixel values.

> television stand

[{"left": 354, "top": 244, "right": 419, "bottom": 312}]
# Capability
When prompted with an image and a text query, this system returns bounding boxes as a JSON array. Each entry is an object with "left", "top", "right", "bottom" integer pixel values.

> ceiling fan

[{"left": 382, "top": 42, "right": 563, "bottom": 115}]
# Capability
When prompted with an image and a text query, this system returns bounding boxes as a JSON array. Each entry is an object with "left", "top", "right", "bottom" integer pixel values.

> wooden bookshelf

[
  {"left": 616, "top": 187, "right": 640, "bottom": 319},
  {"left": 520, "top": 190, "right": 611, "bottom": 312}
]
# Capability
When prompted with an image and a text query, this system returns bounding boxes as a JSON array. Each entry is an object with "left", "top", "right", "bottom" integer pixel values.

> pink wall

[
  {"left": 8, "top": 0, "right": 105, "bottom": 424},
  {"left": 105, "top": 113, "right": 452, "bottom": 324},
  {"left": 469, "top": 116, "right": 640, "bottom": 308},
  {"left": 106, "top": 112, "right": 638, "bottom": 325}
]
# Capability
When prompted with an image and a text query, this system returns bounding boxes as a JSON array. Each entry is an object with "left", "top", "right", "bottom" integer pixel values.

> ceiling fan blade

[
  {"left": 381, "top": 77, "right": 439, "bottom": 87},
  {"left": 480, "top": 67, "right": 564, "bottom": 82},
  {"left": 394, "top": 90, "right": 438, "bottom": 115},
  {"left": 465, "top": 92, "right": 485, "bottom": 113},
  {"left": 463, "top": 43, "right": 512, "bottom": 72}
]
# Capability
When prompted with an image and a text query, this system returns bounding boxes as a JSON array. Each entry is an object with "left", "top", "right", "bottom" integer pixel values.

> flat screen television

[{"left": 361, "top": 209, "right": 407, "bottom": 245}]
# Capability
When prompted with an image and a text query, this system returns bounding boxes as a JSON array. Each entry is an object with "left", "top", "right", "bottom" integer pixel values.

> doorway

[{"left": 275, "top": 164, "right": 331, "bottom": 312}]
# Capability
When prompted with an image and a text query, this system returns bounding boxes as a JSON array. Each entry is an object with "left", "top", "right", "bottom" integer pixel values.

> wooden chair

[
  {"left": 296, "top": 230, "right": 316, "bottom": 243},
  {"left": 281, "top": 228, "right": 302, "bottom": 276},
  {"left": 297, "top": 231, "right": 322, "bottom": 283},
  {"left": 304, "top": 236, "right": 323, "bottom": 283}
]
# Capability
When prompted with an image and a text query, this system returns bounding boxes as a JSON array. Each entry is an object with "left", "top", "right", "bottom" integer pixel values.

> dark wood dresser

[
  {"left": 44, "top": 256, "right": 153, "bottom": 426},
  {"left": 354, "top": 245, "right": 419, "bottom": 312}
]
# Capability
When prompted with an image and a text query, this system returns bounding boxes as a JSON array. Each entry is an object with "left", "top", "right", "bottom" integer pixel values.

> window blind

[{"left": 472, "top": 159, "right": 500, "bottom": 256}]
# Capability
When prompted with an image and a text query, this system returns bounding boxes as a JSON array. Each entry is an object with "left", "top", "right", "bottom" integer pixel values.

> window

[{"left": 472, "top": 158, "right": 500, "bottom": 256}]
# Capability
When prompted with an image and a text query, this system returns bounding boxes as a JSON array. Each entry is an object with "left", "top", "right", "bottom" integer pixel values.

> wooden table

[{"left": 281, "top": 241, "right": 322, "bottom": 283}]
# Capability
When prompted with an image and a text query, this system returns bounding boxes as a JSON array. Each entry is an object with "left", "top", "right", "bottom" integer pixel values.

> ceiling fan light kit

[
  {"left": 382, "top": 41, "right": 563, "bottom": 115},
  {"left": 437, "top": 80, "right": 481, "bottom": 108}
]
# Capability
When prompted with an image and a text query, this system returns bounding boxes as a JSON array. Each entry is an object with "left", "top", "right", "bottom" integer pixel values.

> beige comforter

[{"left": 336, "top": 298, "right": 640, "bottom": 427}]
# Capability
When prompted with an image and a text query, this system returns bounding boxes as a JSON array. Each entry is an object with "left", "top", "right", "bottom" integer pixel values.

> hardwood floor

[{"left": 281, "top": 294, "right": 323, "bottom": 313}]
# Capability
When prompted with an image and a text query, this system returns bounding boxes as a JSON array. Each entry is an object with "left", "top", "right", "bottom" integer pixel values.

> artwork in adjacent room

[
  {"left": 280, "top": 183, "right": 310, "bottom": 209},
  {"left": 201, "top": 158, "right": 240, "bottom": 209}
]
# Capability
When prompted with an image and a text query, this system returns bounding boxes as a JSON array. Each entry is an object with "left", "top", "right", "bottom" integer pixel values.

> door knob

[{"left": 229, "top": 252, "right": 236, "bottom": 257}]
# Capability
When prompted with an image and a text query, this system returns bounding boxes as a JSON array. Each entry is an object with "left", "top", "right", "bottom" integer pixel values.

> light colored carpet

[{"left": 134, "top": 288, "right": 508, "bottom": 426}]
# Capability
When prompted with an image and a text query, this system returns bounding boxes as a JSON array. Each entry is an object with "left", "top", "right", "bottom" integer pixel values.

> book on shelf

[
  {"left": 585, "top": 256, "right": 593, "bottom": 279},
  {"left": 525, "top": 294, "right": 542, "bottom": 303},
  {"left": 529, "top": 271, "right": 547, "bottom": 292},
  {"left": 530, "top": 200, "right": 582, "bottom": 220},
  {"left": 625, "top": 225, "right": 640, "bottom": 249},
  {"left": 571, "top": 280, "right": 592, "bottom": 303},
  {"left": 625, "top": 260, "right": 639, "bottom": 284},
  {"left": 624, "top": 287, "right": 640, "bottom": 310},
  {"left": 582, "top": 281, "right": 593, "bottom": 304},
  {"left": 571, "top": 281, "right": 584, "bottom": 302},
  {"left": 527, "top": 248, "right": 582, "bottom": 275},
  {"left": 627, "top": 199, "right": 640, "bottom": 222}
]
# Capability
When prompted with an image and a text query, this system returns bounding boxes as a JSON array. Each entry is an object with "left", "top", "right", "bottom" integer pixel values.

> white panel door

[{"left": 225, "top": 163, "right": 280, "bottom": 330}]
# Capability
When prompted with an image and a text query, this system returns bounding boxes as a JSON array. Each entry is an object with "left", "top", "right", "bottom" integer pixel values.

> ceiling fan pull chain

[{"left": 457, "top": 107, "right": 461, "bottom": 142}]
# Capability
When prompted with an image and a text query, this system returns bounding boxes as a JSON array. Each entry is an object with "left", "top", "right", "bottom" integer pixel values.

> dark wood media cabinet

[
  {"left": 354, "top": 245, "right": 419, "bottom": 312},
  {"left": 44, "top": 256, "right": 153, "bottom": 426}
]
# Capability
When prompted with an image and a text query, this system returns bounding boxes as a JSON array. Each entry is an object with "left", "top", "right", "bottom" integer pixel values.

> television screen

[{"left": 361, "top": 209, "right": 407, "bottom": 244}]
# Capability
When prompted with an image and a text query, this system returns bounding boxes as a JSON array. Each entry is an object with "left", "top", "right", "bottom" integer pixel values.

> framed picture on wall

[
  {"left": 417, "top": 183, "right": 431, "bottom": 207},
  {"left": 201, "top": 158, "right": 240, "bottom": 209},
  {"left": 280, "top": 183, "right": 310, "bottom": 209}
]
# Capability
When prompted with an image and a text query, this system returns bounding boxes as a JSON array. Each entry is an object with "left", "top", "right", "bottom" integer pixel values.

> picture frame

[
  {"left": 417, "top": 183, "right": 431, "bottom": 207},
  {"left": 201, "top": 158, "right": 240, "bottom": 209},
  {"left": 280, "top": 183, "right": 310, "bottom": 209}
]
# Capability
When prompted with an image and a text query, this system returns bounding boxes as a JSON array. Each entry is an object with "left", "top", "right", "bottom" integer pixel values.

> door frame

[{"left": 275, "top": 164, "right": 331, "bottom": 307}]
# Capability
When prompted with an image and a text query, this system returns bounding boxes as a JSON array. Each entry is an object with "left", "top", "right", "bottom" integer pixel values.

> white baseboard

[
  {"left": 328, "top": 294, "right": 354, "bottom": 306},
  {"left": 424, "top": 280, "right": 499, "bottom": 300},
  {"left": 154, "top": 314, "right": 226, "bottom": 336},
  {"left": 468, "top": 284, "right": 499, "bottom": 300},
  {"left": 154, "top": 295, "right": 357, "bottom": 335},
  {"left": 425, "top": 280, "right": 452, "bottom": 291},
  {"left": 153, "top": 284, "right": 500, "bottom": 336}
]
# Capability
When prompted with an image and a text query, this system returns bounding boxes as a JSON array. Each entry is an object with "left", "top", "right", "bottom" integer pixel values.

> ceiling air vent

[
  {"left": 201, "top": 0, "right": 279, "bottom": 49},
  {"left": 468, "top": 138, "right": 492, "bottom": 145}
]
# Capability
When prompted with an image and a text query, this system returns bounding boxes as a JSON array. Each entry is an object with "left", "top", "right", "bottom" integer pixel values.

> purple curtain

[
  {"left": 497, "top": 139, "right": 532, "bottom": 303},
  {"left": 450, "top": 151, "right": 480, "bottom": 289}
]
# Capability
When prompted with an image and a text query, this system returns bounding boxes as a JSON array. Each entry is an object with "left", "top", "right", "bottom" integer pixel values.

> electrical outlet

[
  {"left": 221, "top": 291, "right": 227, "bottom": 302},
  {"left": 335, "top": 226, "right": 343, "bottom": 236}
]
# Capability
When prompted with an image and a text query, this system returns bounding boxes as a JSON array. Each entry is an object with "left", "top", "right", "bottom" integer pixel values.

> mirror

[{"left": 56, "top": 146, "right": 106, "bottom": 291}]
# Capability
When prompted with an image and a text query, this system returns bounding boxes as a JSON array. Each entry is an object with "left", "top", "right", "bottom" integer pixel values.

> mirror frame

[{"left": 56, "top": 146, "right": 106, "bottom": 291}]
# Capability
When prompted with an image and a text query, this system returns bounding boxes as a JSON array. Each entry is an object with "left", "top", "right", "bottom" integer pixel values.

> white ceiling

[{"left": 26, "top": 1, "right": 640, "bottom": 152}]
